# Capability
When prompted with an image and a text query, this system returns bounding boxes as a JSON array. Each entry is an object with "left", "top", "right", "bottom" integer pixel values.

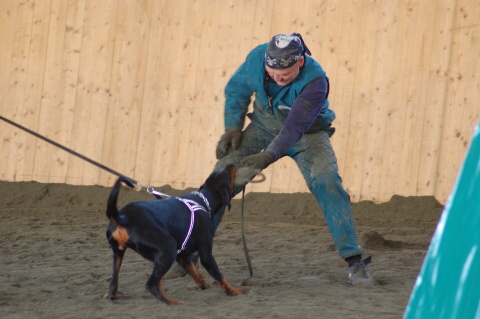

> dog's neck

[
  {"left": 189, "top": 191, "right": 211, "bottom": 212},
  {"left": 195, "top": 188, "right": 229, "bottom": 215}
]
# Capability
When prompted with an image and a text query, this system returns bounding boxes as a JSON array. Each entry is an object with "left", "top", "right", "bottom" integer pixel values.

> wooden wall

[{"left": 0, "top": 0, "right": 479, "bottom": 204}]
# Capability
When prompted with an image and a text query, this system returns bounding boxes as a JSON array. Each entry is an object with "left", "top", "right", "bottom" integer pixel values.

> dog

[{"left": 103, "top": 163, "right": 243, "bottom": 305}]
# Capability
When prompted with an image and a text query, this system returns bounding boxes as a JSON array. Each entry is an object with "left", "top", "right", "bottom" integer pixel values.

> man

[
  {"left": 168, "top": 33, "right": 372, "bottom": 284},
  {"left": 213, "top": 33, "right": 372, "bottom": 284}
]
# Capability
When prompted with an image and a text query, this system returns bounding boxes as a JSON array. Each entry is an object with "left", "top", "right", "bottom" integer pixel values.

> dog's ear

[
  {"left": 201, "top": 165, "right": 236, "bottom": 210},
  {"left": 216, "top": 171, "right": 233, "bottom": 211},
  {"left": 226, "top": 164, "right": 237, "bottom": 194}
]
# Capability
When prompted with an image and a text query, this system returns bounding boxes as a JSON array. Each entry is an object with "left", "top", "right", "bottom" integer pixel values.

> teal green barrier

[{"left": 404, "top": 122, "right": 480, "bottom": 319}]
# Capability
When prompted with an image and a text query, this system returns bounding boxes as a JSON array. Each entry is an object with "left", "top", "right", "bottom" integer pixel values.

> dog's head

[{"left": 200, "top": 163, "right": 237, "bottom": 210}]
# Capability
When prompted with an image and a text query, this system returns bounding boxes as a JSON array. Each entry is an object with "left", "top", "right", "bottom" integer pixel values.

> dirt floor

[{"left": 0, "top": 180, "right": 444, "bottom": 319}]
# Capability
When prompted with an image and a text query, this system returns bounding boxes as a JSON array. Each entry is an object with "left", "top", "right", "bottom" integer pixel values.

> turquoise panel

[{"left": 404, "top": 122, "right": 480, "bottom": 319}]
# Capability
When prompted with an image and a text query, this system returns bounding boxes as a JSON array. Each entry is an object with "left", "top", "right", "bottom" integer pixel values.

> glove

[
  {"left": 241, "top": 152, "right": 273, "bottom": 170},
  {"left": 216, "top": 129, "right": 242, "bottom": 159},
  {"left": 233, "top": 167, "right": 262, "bottom": 188}
]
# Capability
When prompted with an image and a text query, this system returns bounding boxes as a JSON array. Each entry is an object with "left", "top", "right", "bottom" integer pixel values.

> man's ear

[{"left": 298, "top": 56, "right": 305, "bottom": 67}]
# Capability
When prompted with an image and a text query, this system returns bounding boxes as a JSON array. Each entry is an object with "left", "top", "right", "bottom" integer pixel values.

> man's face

[{"left": 265, "top": 56, "right": 304, "bottom": 87}]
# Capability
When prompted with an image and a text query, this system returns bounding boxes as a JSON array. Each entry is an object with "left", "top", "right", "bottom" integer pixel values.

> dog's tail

[{"left": 106, "top": 176, "right": 135, "bottom": 226}]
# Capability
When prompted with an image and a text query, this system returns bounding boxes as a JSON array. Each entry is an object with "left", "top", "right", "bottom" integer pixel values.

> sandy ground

[{"left": 0, "top": 180, "right": 444, "bottom": 319}]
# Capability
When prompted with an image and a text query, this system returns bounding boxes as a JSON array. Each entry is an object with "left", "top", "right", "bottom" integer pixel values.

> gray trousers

[{"left": 213, "top": 120, "right": 363, "bottom": 259}]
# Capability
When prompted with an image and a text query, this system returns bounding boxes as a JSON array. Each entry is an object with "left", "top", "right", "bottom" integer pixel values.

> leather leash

[
  {"left": 240, "top": 186, "right": 254, "bottom": 285},
  {"left": 2, "top": 115, "right": 261, "bottom": 282},
  {"left": 0, "top": 115, "right": 138, "bottom": 186}
]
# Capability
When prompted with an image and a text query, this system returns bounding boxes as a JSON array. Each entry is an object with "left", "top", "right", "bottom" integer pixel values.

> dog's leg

[
  {"left": 199, "top": 252, "right": 243, "bottom": 296},
  {"left": 146, "top": 262, "right": 185, "bottom": 306},
  {"left": 216, "top": 278, "right": 243, "bottom": 296},
  {"left": 178, "top": 258, "right": 210, "bottom": 290},
  {"left": 103, "top": 249, "right": 125, "bottom": 300}
]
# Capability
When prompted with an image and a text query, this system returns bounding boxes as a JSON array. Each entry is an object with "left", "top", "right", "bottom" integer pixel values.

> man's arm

[
  {"left": 224, "top": 63, "right": 255, "bottom": 131},
  {"left": 265, "top": 77, "right": 329, "bottom": 161}
]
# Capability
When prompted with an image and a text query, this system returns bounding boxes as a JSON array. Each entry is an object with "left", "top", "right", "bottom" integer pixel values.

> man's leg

[
  {"left": 289, "top": 131, "right": 372, "bottom": 283},
  {"left": 289, "top": 131, "right": 363, "bottom": 258}
]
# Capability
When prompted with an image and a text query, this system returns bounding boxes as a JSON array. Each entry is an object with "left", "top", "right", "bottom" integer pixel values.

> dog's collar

[
  {"left": 146, "top": 187, "right": 211, "bottom": 214},
  {"left": 191, "top": 191, "right": 211, "bottom": 213}
]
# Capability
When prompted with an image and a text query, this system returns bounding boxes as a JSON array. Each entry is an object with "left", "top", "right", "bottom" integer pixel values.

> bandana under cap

[{"left": 265, "top": 33, "right": 312, "bottom": 69}]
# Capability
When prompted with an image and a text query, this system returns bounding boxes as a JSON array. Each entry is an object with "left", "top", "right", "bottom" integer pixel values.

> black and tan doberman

[{"left": 103, "top": 164, "right": 242, "bottom": 305}]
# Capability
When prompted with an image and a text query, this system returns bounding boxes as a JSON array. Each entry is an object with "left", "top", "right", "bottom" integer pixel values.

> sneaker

[
  {"left": 164, "top": 254, "right": 199, "bottom": 279},
  {"left": 348, "top": 256, "right": 373, "bottom": 285}
]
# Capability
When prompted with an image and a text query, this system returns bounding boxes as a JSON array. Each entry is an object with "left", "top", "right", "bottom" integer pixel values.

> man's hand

[
  {"left": 241, "top": 152, "right": 273, "bottom": 170},
  {"left": 233, "top": 167, "right": 262, "bottom": 188},
  {"left": 216, "top": 130, "right": 243, "bottom": 159}
]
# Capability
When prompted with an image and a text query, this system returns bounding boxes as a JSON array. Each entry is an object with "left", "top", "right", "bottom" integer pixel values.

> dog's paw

[
  {"left": 227, "top": 288, "right": 243, "bottom": 296},
  {"left": 199, "top": 282, "right": 211, "bottom": 290},
  {"left": 103, "top": 292, "right": 120, "bottom": 300}
]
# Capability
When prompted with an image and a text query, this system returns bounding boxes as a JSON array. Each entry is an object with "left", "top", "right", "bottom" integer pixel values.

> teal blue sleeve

[{"left": 224, "top": 63, "right": 255, "bottom": 131}]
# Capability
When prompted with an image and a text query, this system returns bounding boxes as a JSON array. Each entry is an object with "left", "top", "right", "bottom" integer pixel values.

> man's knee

[{"left": 308, "top": 171, "right": 349, "bottom": 202}]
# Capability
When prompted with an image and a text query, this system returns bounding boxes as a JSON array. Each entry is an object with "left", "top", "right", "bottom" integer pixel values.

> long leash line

[
  {"left": 241, "top": 186, "right": 254, "bottom": 285},
  {"left": 2, "top": 115, "right": 259, "bottom": 281},
  {"left": 0, "top": 115, "right": 139, "bottom": 186}
]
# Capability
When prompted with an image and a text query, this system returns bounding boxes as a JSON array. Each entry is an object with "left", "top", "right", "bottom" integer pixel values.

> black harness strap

[{"left": 241, "top": 186, "right": 254, "bottom": 285}]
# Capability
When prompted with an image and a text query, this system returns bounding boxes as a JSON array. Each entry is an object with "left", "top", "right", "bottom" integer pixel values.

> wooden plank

[
  {"left": 268, "top": 0, "right": 303, "bottom": 35},
  {"left": 182, "top": 0, "right": 223, "bottom": 187},
  {"left": 65, "top": 0, "right": 118, "bottom": 185},
  {"left": 397, "top": 1, "right": 451, "bottom": 199},
  {"left": 378, "top": 1, "right": 428, "bottom": 199},
  {"left": 324, "top": 0, "right": 363, "bottom": 184},
  {"left": 1, "top": 1, "right": 36, "bottom": 182},
  {"left": 169, "top": 0, "right": 199, "bottom": 188},
  {"left": 46, "top": 0, "right": 86, "bottom": 183},
  {"left": 99, "top": 0, "right": 151, "bottom": 186},
  {"left": 436, "top": 0, "right": 480, "bottom": 203},
  {"left": 133, "top": 0, "right": 166, "bottom": 187},
  {"left": 334, "top": 1, "right": 370, "bottom": 201},
  {"left": 415, "top": 0, "right": 455, "bottom": 199},
  {"left": 22, "top": 0, "right": 52, "bottom": 182},
  {"left": 0, "top": 0, "right": 19, "bottom": 181},
  {"left": 360, "top": 2, "right": 401, "bottom": 202},
  {"left": 146, "top": 0, "right": 192, "bottom": 188},
  {"left": 33, "top": 0, "right": 71, "bottom": 183},
  {"left": 394, "top": 0, "right": 431, "bottom": 197},
  {"left": 250, "top": 0, "right": 273, "bottom": 45},
  {"left": 168, "top": 0, "right": 205, "bottom": 189},
  {"left": 338, "top": 1, "right": 381, "bottom": 202}
]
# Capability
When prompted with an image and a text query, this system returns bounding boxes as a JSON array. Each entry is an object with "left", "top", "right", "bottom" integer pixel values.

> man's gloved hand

[
  {"left": 216, "top": 129, "right": 243, "bottom": 159},
  {"left": 233, "top": 167, "right": 262, "bottom": 188},
  {"left": 241, "top": 152, "right": 273, "bottom": 170}
]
